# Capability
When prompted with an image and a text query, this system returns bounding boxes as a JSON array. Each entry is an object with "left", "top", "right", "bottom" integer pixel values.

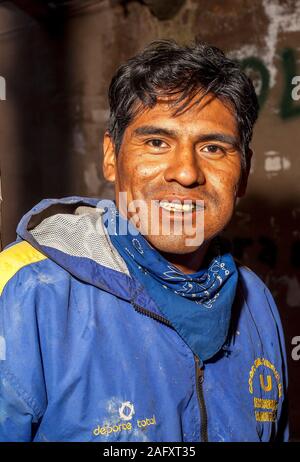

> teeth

[{"left": 159, "top": 201, "right": 195, "bottom": 212}]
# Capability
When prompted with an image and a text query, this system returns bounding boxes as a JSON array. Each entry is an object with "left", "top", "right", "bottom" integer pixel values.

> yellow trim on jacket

[{"left": 0, "top": 241, "right": 47, "bottom": 296}]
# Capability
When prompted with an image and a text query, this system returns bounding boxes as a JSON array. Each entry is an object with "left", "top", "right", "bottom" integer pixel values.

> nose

[{"left": 164, "top": 146, "right": 205, "bottom": 187}]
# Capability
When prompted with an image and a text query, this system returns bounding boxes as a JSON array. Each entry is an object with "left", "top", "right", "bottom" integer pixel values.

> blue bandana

[{"left": 104, "top": 203, "right": 238, "bottom": 362}]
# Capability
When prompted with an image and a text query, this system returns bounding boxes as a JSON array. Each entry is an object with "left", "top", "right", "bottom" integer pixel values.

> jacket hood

[{"left": 16, "top": 196, "right": 137, "bottom": 302}]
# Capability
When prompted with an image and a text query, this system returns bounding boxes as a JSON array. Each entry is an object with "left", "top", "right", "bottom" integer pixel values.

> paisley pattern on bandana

[{"left": 104, "top": 203, "right": 238, "bottom": 362}]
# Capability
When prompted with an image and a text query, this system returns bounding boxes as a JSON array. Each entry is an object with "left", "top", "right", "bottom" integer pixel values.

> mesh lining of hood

[{"left": 29, "top": 205, "right": 130, "bottom": 275}]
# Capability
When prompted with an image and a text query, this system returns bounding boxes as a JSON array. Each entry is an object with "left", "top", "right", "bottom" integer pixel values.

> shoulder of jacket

[
  {"left": 234, "top": 259, "right": 266, "bottom": 291},
  {"left": 235, "top": 262, "right": 282, "bottom": 327},
  {"left": 0, "top": 241, "right": 48, "bottom": 296}
]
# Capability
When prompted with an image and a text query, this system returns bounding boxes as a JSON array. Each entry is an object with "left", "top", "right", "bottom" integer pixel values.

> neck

[{"left": 159, "top": 240, "right": 212, "bottom": 274}]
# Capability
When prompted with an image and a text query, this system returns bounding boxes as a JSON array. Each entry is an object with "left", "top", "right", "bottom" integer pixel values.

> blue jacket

[{"left": 0, "top": 197, "right": 289, "bottom": 442}]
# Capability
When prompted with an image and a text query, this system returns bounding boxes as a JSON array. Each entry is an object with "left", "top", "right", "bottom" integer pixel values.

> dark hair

[{"left": 107, "top": 40, "right": 259, "bottom": 170}]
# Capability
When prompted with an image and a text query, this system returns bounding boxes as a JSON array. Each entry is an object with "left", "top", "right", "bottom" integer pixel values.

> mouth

[{"left": 154, "top": 198, "right": 205, "bottom": 214}]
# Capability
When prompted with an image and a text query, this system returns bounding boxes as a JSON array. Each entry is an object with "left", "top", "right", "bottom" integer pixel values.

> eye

[
  {"left": 202, "top": 144, "right": 225, "bottom": 154},
  {"left": 146, "top": 139, "right": 168, "bottom": 149}
]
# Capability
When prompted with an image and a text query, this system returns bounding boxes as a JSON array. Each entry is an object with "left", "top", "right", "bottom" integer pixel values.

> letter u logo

[{"left": 259, "top": 374, "right": 272, "bottom": 392}]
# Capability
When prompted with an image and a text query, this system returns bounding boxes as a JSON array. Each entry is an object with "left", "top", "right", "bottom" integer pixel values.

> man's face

[{"left": 103, "top": 93, "right": 250, "bottom": 255}]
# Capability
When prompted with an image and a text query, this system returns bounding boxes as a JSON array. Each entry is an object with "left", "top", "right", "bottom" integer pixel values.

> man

[{"left": 0, "top": 40, "right": 288, "bottom": 442}]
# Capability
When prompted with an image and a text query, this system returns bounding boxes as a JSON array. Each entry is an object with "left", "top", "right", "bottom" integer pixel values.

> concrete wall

[{"left": 0, "top": 0, "right": 300, "bottom": 439}]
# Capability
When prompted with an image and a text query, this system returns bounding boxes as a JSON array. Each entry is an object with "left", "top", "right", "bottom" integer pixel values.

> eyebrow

[{"left": 133, "top": 125, "right": 241, "bottom": 150}]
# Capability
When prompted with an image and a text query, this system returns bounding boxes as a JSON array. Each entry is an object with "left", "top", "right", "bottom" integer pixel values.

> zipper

[
  {"left": 131, "top": 300, "right": 209, "bottom": 442},
  {"left": 195, "top": 355, "right": 208, "bottom": 442},
  {"left": 131, "top": 300, "right": 174, "bottom": 329}
]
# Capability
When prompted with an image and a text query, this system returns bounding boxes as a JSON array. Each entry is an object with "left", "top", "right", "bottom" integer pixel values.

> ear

[
  {"left": 102, "top": 131, "right": 117, "bottom": 183},
  {"left": 237, "top": 148, "right": 253, "bottom": 198}
]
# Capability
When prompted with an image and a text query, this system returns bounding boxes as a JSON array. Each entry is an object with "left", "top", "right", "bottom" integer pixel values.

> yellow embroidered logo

[
  {"left": 248, "top": 358, "right": 282, "bottom": 423},
  {"left": 92, "top": 400, "right": 157, "bottom": 437}
]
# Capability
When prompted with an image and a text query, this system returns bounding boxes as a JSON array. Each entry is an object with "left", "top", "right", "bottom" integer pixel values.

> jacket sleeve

[
  {"left": 0, "top": 249, "right": 48, "bottom": 442},
  {"left": 264, "top": 285, "right": 289, "bottom": 442}
]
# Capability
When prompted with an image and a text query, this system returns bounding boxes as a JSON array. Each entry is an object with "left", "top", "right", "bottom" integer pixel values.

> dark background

[{"left": 0, "top": 0, "right": 299, "bottom": 440}]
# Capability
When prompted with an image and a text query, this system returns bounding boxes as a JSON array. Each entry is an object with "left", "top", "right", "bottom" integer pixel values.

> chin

[{"left": 144, "top": 234, "right": 205, "bottom": 255}]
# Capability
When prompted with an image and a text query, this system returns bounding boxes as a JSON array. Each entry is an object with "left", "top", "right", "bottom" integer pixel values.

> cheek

[
  {"left": 134, "top": 160, "right": 164, "bottom": 179},
  {"left": 120, "top": 158, "right": 164, "bottom": 190},
  {"left": 208, "top": 165, "right": 241, "bottom": 196},
  {"left": 115, "top": 156, "right": 132, "bottom": 190},
  {"left": 116, "top": 158, "right": 157, "bottom": 199},
  {"left": 206, "top": 170, "right": 240, "bottom": 218}
]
